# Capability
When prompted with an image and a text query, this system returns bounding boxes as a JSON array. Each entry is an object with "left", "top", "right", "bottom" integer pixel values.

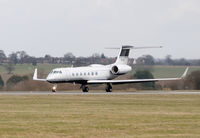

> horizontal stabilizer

[{"left": 106, "top": 45, "right": 163, "bottom": 50}]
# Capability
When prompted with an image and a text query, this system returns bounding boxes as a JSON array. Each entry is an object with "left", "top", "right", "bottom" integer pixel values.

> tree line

[
  {"left": 0, "top": 50, "right": 114, "bottom": 66},
  {"left": 0, "top": 50, "right": 200, "bottom": 66}
]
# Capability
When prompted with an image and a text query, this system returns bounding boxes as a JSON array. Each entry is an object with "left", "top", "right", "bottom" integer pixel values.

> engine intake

[{"left": 111, "top": 66, "right": 119, "bottom": 74}]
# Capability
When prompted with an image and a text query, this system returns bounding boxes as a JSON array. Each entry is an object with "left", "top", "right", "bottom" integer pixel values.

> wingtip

[
  {"left": 33, "top": 68, "right": 38, "bottom": 80},
  {"left": 181, "top": 67, "right": 189, "bottom": 79}
]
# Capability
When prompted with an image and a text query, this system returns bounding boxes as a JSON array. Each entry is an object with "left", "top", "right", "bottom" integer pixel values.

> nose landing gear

[{"left": 52, "top": 84, "right": 57, "bottom": 92}]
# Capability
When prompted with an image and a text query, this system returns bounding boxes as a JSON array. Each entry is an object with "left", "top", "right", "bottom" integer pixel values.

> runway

[{"left": 0, "top": 91, "right": 200, "bottom": 95}]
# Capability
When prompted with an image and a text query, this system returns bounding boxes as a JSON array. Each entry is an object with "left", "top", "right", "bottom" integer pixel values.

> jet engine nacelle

[{"left": 111, "top": 65, "right": 132, "bottom": 75}]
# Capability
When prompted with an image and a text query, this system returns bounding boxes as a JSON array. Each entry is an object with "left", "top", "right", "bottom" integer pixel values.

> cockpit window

[{"left": 52, "top": 71, "right": 62, "bottom": 74}]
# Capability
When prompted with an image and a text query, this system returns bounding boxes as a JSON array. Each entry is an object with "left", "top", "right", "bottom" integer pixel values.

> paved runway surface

[{"left": 0, "top": 91, "right": 200, "bottom": 95}]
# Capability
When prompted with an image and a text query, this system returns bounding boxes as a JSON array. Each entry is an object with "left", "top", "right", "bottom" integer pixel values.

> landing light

[{"left": 52, "top": 86, "right": 56, "bottom": 91}]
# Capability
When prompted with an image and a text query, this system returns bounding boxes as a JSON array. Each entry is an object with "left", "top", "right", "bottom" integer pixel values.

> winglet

[
  {"left": 181, "top": 67, "right": 189, "bottom": 79},
  {"left": 33, "top": 68, "right": 47, "bottom": 81},
  {"left": 33, "top": 68, "right": 38, "bottom": 80}
]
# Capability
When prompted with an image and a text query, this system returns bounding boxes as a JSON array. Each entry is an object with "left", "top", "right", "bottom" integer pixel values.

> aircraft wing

[
  {"left": 87, "top": 67, "right": 189, "bottom": 85},
  {"left": 33, "top": 68, "right": 47, "bottom": 81}
]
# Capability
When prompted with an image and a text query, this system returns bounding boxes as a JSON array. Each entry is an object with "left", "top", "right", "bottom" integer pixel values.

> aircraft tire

[
  {"left": 106, "top": 88, "right": 112, "bottom": 92},
  {"left": 52, "top": 85, "right": 57, "bottom": 92},
  {"left": 106, "top": 83, "right": 112, "bottom": 92},
  {"left": 52, "top": 89, "right": 56, "bottom": 92},
  {"left": 85, "top": 87, "right": 89, "bottom": 92},
  {"left": 82, "top": 85, "right": 89, "bottom": 92}
]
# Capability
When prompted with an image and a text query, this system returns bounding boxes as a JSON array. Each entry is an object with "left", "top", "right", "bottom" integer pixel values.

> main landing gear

[
  {"left": 81, "top": 84, "right": 112, "bottom": 92},
  {"left": 52, "top": 84, "right": 57, "bottom": 92},
  {"left": 81, "top": 85, "right": 89, "bottom": 92},
  {"left": 106, "top": 83, "right": 112, "bottom": 92}
]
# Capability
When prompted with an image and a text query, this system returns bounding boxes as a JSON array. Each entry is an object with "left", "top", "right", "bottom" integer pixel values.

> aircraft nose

[{"left": 47, "top": 75, "right": 54, "bottom": 82}]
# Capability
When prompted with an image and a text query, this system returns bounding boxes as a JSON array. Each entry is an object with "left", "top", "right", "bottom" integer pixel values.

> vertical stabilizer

[{"left": 115, "top": 46, "right": 133, "bottom": 65}]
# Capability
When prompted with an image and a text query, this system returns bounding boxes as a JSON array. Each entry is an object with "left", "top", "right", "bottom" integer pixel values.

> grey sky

[{"left": 0, "top": 0, "right": 199, "bottom": 59}]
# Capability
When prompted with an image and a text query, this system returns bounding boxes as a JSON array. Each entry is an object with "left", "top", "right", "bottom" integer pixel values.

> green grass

[
  {"left": 1, "top": 64, "right": 200, "bottom": 77},
  {"left": 0, "top": 64, "right": 70, "bottom": 75},
  {"left": 0, "top": 94, "right": 200, "bottom": 137},
  {"left": 131, "top": 65, "right": 200, "bottom": 78},
  {"left": 152, "top": 66, "right": 200, "bottom": 78}
]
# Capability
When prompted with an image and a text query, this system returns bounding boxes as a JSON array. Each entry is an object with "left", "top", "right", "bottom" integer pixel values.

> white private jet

[{"left": 33, "top": 46, "right": 189, "bottom": 92}]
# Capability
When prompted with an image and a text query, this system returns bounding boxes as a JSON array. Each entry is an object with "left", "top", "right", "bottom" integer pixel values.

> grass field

[
  {"left": 0, "top": 94, "right": 200, "bottom": 138},
  {"left": 0, "top": 64, "right": 70, "bottom": 75},
  {"left": 0, "top": 64, "right": 200, "bottom": 77},
  {"left": 131, "top": 65, "right": 200, "bottom": 78},
  {"left": 151, "top": 66, "right": 200, "bottom": 78}
]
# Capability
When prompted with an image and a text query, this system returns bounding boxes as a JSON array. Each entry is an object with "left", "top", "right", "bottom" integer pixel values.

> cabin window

[
  {"left": 88, "top": 72, "right": 90, "bottom": 76},
  {"left": 72, "top": 73, "right": 74, "bottom": 76},
  {"left": 95, "top": 72, "right": 98, "bottom": 75},
  {"left": 76, "top": 73, "right": 78, "bottom": 76},
  {"left": 91, "top": 72, "right": 94, "bottom": 76},
  {"left": 80, "top": 73, "right": 82, "bottom": 76},
  {"left": 84, "top": 73, "right": 86, "bottom": 76}
]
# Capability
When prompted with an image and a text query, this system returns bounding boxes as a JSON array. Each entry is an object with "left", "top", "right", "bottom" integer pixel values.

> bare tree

[
  {"left": 64, "top": 52, "right": 75, "bottom": 59},
  {"left": 9, "top": 52, "right": 18, "bottom": 64},
  {"left": 4, "top": 62, "right": 15, "bottom": 74}
]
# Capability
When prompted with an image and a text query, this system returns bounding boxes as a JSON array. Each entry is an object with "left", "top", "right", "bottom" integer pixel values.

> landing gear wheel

[
  {"left": 106, "top": 83, "right": 112, "bottom": 92},
  {"left": 106, "top": 88, "right": 112, "bottom": 92},
  {"left": 84, "top": 87, "right": 89, "bottom": 92},
  {"left": 52, "top": 85, "right": 57, "bottom": 92},
  {"left": 82, "top": 85, "right": 89, "bottom": 92}
]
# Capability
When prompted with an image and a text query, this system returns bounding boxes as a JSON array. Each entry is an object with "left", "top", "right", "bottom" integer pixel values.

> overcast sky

[{"left": 0, "top": 0, "right": 199, "bottom": 59}]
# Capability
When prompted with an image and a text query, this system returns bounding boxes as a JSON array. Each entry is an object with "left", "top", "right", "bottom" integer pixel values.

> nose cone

[{"left": 47, "top": 74, "right": 55, "bottom": 82}]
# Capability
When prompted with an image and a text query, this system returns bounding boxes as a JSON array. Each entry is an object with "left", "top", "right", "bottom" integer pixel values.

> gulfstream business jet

[{"left": 33, "top": 46, "right": 188, "bottom": 92}]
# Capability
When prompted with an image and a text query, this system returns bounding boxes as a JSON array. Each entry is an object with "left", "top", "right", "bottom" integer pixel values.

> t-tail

[
  {"left": 114, "top": 45, "right": 163, "bottom": 65},
  {"left": 115, "top": 46, "right": 133, "bottom": 65}
]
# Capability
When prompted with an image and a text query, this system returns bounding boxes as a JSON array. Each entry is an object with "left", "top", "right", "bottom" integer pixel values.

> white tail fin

[
  {"left": 114, "top": 45, "right": 163, "bottom": 65},
  {"left": 115, "top": 46, "right": 133, "bottom": 65}
]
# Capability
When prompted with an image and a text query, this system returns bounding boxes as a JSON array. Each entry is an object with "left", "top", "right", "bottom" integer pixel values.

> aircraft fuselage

[{"left": 46, "top": 64, "right": 132, "bottom": 84}]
